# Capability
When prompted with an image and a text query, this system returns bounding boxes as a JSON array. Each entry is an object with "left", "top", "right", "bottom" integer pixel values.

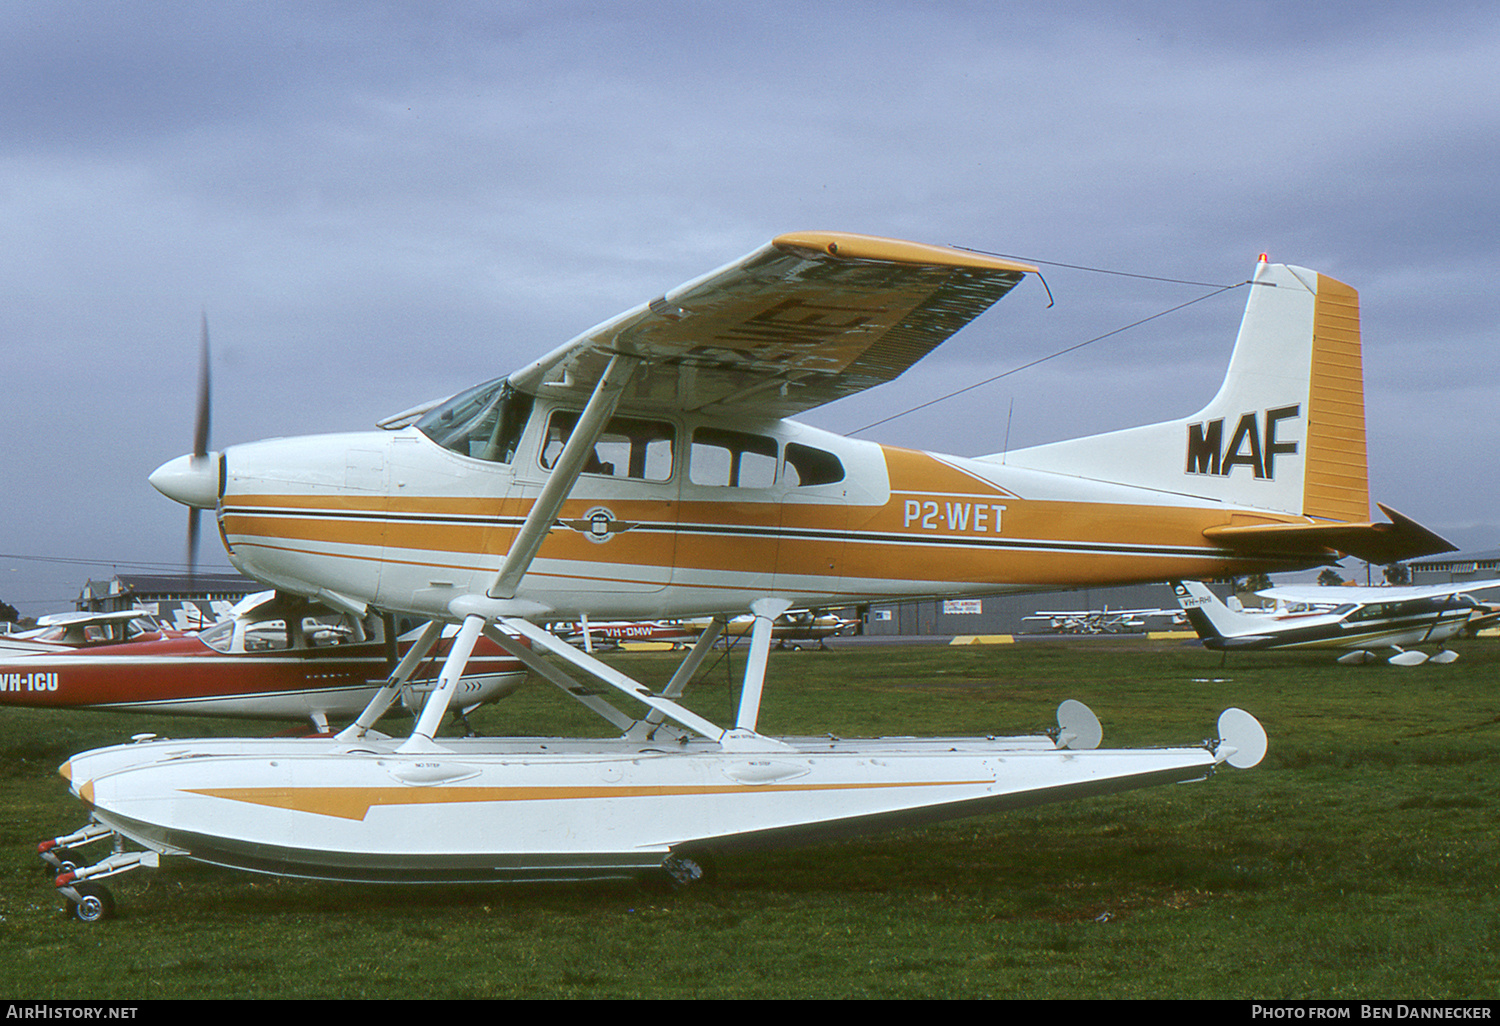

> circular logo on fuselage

[{"left": 561, "top": 506, "right": 639, "bottom": 544}]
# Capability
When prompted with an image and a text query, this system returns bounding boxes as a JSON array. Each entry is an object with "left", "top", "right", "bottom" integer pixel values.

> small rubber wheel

[
  {"left": 42, "top": 847, "right": 78, "bottom": 875},
  {"left": 70, "top": 883, "right": 115, "bottom": 923}
]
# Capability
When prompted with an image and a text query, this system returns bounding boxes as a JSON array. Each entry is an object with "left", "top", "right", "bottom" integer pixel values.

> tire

[
  {"left": 70, "top": 882, "right": 115, "bottom": 923},
  {"left": 43, "top": 847, "right": 78, "bottom": 875}
]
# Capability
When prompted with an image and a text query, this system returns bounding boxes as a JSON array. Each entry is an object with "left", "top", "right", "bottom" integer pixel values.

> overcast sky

[{"left": 3, "top": 1, "right": 1497, "bottom": 616}]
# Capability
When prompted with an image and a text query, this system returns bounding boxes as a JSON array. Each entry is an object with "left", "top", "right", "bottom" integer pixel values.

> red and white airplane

[
  {"left": 4, "top": 591, "right": 525, "bottom": 731},
  {"left": 49, "top": 232, "right": 1446, "bottom": 918}
]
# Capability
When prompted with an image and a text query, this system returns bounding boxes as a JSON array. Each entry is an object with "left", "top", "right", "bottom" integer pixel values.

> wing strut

[
  {"left": 372, "top": 354, "right": 644, "bottom": 751},
  {"left": 488, "top": 354, "right": 639, "bottom": 600}
]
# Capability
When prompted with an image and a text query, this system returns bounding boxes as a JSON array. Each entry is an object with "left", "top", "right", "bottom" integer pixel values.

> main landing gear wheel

[{"left": 67, "top": 882, "right": 115, "bottom": 923}]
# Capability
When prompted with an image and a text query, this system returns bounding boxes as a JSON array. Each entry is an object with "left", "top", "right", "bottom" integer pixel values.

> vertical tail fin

[
  {"left": 1173, "top": 580, "right": 1264, "bottom": 643},
  {"left": 992, "top": 259, "right": 1371, "bottom": 523}
]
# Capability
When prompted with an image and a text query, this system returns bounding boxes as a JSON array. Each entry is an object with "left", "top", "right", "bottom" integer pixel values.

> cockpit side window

[
  {"left": 541, "top": 411, "right": 675, "bottom": 481},
  {"left": 416, "top": 378, "right": 534, "bottom": 464},
  {"left": 690, "top": 428, "right": 778, "bottom": 488},
  {"left": 782, "top": 442, "right": 844, "bottom": 487}
]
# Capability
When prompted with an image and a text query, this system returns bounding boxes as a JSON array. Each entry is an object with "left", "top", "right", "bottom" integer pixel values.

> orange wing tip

[{"left": 773, "top": 232, "right": 1038, "bottom": 274}]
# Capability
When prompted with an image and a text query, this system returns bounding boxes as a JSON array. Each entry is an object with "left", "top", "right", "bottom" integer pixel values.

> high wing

[
  {"left": 1257, "top": 579, "right": 1500, "bottom": 605},
  {"left": 505, "top": 232, "right": 1036, "bottom": 420},
  {"left": 33, "top": 610, "right": 156, "bottom": 629}
]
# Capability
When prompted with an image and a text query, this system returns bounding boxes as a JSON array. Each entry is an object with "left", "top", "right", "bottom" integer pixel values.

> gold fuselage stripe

[
  {"left": 219, "top": 446, "right": 1330, "bottom": 598},
  {"left": 189, "top": 779, "right": 993, "bottom": 821}
]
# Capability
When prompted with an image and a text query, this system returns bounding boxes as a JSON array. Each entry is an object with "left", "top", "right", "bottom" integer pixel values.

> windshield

[
  {"left": 416, "top": 378, "right": 534, "bottom": 463},
  {"left": 197, "top": 619, "right": 236, "bottom": 653}
]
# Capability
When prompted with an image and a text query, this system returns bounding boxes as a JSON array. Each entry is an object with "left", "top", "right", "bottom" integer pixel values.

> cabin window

[
  {"left": 301, "top": 614, "right": 364, "bottom": 647},
  {"left": 242, "top": 620, "right": 291, "bottom": 652},
  {"left": 782, "top": 442, "right": 844, "bottom": 487},
  {"left": 416, "top": 378, "right": 534, "bottom": 464},
  {"left": 199, "top": 611, "right": 369, "bottom": 653},
  {"left": 689, "top": 428, "right": 778, "bottom": 488},
  {"left": 1349, "top": 602, "right": 1401, "bottom": 622},
  {"left": 541, "top": 411, "right": 675, "bottom": 482}
]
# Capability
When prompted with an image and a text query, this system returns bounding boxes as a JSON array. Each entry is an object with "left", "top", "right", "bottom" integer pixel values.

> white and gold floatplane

[{"left": 46, "top": 231, "right": 1449, "bottom": 920}]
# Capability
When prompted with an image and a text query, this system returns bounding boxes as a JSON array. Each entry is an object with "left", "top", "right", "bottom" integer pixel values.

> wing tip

[{"left": 772, "top": 231, "right": 1037, "bottom": 275}]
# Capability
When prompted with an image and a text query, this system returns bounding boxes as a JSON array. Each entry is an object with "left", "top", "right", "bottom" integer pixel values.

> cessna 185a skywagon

[{"left": 48, "top": 232, "right": 1449, "bottom": 920}]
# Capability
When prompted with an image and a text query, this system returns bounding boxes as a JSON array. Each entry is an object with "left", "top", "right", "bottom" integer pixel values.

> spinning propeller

[
  {"left": 186, "top": 316, "right": 212, "bottom": 575},
  {"left": 149, "top": 316, "right": 221, "bottom": 576}
]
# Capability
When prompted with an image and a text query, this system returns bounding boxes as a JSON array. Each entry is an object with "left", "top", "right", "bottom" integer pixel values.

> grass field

[{"left": 2, "top": 636, "right": 1497, "bottom": 1000}]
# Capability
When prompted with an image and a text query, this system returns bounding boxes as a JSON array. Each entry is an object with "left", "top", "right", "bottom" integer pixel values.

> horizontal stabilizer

[
  {"left": 1467, "top": 611, "right": 1500, "bottom": 633},
  {"left": 1210, "top": 635, "right": 1278, "bottom": 651},
  {"left": 1202, "top": 503, "right": 1455, "bottom": 565}
]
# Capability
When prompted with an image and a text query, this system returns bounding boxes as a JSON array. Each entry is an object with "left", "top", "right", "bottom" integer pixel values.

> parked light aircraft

[
  {"left": 549, "top": 618, "right": 701, "bottom": 651},
  {"left": 1174, "top": 579, "right": 1500, "bottom": 664},
  {"left": 552, "top": 610, "right": 854, "bottom": 651},
  {"left": 714, "top": 609, "right": 859, "bottom": 649},
  {"left": 1023, "top": 607, "right": 1185, "bottom": 634},
  {"left": 0, "top": 610, "right": 171, "bottom": 656},
  {"left": 2, "top": 591, "right": 525, "bottom": 731},
  {"left": 49, "top": 231, "right": 1447, "bottom": 919}
]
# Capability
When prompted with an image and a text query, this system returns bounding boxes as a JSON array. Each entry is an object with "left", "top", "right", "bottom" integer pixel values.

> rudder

[{"left": 1299, "top": 273, "right": 1368, "bottom": 523}]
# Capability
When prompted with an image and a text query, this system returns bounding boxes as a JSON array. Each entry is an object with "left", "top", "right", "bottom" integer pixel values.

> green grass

[{"left": 2, "top": 637, "right": 1498, "bottom": 999}]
